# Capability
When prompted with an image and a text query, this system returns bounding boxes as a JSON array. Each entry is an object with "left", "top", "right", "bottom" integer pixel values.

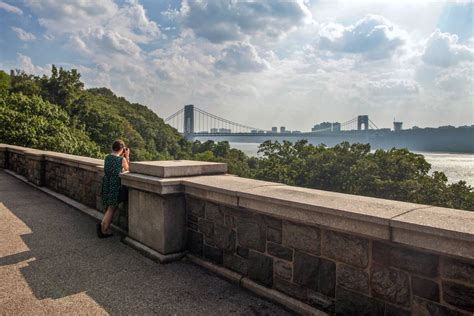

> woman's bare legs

[{"left": 101, "top": 206, "right": 116, "bottom": 234}]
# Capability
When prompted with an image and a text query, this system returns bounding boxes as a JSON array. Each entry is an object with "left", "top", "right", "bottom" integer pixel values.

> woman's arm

[{"left": 122, "top": 149, "right": 130, "bottom": 172}]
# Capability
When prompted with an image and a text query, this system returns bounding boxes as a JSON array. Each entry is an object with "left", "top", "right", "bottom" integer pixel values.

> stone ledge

[
  {"left": 120, "top": 172, "right": 185, "bottom": 195},
  {"left": 129, "top": 160, "right": 227, "bottom": 178}
]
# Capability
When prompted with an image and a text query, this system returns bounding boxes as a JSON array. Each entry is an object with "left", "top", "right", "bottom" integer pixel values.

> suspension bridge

[{"left": 165, "top": 104, "right": 379, "bottom": 139}]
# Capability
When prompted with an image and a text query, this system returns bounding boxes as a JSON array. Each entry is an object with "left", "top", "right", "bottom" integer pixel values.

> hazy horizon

[{"left": 1, "top": 0, "right": 473, "bottom": 130}]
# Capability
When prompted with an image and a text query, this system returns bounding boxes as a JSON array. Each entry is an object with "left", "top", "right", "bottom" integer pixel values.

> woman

[{"left": 97, "top": 139, "right": 130, "bottom": 238}]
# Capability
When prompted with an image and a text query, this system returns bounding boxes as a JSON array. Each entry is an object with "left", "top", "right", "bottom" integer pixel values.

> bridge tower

[
  {"left": 357, "top": 115, "right": 369, "bottom": 131},
  {"left": 184, "top": 104, "right": 194, "bottom": 140}
]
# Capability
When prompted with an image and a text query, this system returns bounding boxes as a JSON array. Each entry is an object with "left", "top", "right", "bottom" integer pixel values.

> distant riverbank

[{"left": 229, "top": 142, "right": 474, "bottom": 186}]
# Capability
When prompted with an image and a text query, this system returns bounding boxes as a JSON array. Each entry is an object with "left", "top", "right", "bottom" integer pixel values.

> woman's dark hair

[{"left": 112, "top": 139, "right": 125, "bottom": 152}]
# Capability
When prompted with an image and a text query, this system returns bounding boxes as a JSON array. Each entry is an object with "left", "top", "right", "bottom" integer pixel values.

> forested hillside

[{"left": 0, "top": 67, "right": 472, "bottom": 211}]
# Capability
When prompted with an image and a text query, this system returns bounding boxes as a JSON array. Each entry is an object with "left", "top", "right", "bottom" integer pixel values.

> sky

[{"left": 0, "top": 0, "right": 473, "bottom": 130}]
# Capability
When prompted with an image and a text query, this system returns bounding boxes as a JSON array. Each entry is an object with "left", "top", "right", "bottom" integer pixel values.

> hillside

[{"left": 0, "top": 67, "right": 188, "bottom": 160}]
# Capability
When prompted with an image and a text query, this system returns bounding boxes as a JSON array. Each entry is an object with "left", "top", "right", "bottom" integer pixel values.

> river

[{"left": 229, "top": 142, "right": 474, "bottom": 186}]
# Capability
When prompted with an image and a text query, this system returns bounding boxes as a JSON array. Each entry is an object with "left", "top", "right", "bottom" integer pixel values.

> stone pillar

[{"left": 120, "top": 160, "right": 227, "bottom": 263}]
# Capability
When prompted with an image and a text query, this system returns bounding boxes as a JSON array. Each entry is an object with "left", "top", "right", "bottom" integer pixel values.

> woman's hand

[{"left": 124, "top": 148, "right": 130, "bottom": 160}]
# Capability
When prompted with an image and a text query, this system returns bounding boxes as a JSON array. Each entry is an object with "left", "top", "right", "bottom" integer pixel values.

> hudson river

[{"left": 229, "top": 142, "right": 474, "bottom": 186}]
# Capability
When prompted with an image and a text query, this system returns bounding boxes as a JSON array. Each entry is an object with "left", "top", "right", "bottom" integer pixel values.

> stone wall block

[
  {"left": 236, "top": 219, "right": 266, "bottom": 252},
  {"left": 236, "top": 246, "right": 249, "bottom": 258},
  {"left": 248, "top": 250, "right": 273, "bottom": 287},
  {"left": 442, "top": 281, "right": 474, "bottom": 312},
  {"left": 282, "top": 221, "right": 321, "bottom": 255},
  {"left": 267, "top": 242, "right": 293, "bottom": 261},
  {"left": 337, "top": 264, "right": 369, "bottom": 294},
  {"left": 224, "top": 215, "right": 235, "bottom": 228},
  {"left": 293, "top": 251, "right": 319, "bottom": 291},
  {"left": 373, "top": 241, "right": 439, "bottom": 277},
  {"left": 335, "top": 287, "right": 385, "bottom": 316},
  {"left": 203, "top": 244, "right": 223, "bottom": 264},
  {"left": 258, "top": 214, "right": 282, "bottom": 230},
  {"left": 441, "top": 257, "right": 474, "bottom": 284},
  {"left": 385, "top": 304, "right": 410, "bottom": 316},
  {"left": 306, "top": 291, "right": 334, "bottom": 314},
  {"left": 412, "top": 276, "right": 440, "bottom": 302},
  {"left": 187, "top": 229, "right": 203, "bottom": 256},
  {"left": 198, "top": 218, "right": 214, "bottom": 239},
  {"left": 214, "top": 225, "right": 236, "bottom": 252},
  {"left": 318, "top": 258, "right": 336, "bottom": 298},
  {"left": 322, "top": 230, "right": 368, "bottom": 268},
  {"left": 413, "top": 297, "right": 464, "bottom": 316},
  {"left": 267, "top": 227, "right": 282, "bottom": 244},
  {"left": 205, "top": 202, "right": 225, "bottom": 226},
  {"left": 273, "top": 277, "right": 307, "bottom": 300},
  {"left": 223, "top": 253, "right": 247, "bottom": 275},
  {"left": 186, "top": 196, "right": 205, "bottom": 217},
  {"left": 371, "top": 265, "right": 410, "bottom": 307},
  {"left": 274, "top": 259, "right": 293, "bottom": 281}
]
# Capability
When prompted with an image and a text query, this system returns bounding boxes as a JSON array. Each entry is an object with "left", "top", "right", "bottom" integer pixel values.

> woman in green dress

[{"left": 97, "top": 139, "right": 130, "bottom": 238}]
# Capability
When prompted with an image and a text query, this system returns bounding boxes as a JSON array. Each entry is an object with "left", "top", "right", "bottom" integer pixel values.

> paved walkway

[{"left": 0, "top": 171, "right": 291, "bottom": 315}]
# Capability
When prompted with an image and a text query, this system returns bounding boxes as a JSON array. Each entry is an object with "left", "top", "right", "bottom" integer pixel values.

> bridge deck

[{"left": 0, "top": 171, "right": 289, "bottom": 315}]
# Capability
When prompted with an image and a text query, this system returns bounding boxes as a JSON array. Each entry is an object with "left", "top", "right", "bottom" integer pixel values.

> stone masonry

[{"left": 186, "top": 196, "right": 474, "bottom": 315}]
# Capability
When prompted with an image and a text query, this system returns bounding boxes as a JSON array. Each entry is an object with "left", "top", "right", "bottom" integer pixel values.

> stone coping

[
  {"left": 120, "top": 172, "right": 184, "bottom": 195},
  {"left": 0, "top": 144, "right": 103, "bottom": 171},
  {"left": 183, "top": 175, "right": 474, "bottom": 260},
  {"left": 129, "top": 160, "right": 227, "bottom": 178}
]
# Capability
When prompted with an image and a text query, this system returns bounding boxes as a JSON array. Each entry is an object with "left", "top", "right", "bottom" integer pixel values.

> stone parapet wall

[
  {"left": 0, "top": 144, "right": 128, "bottom": 231},
  {"left": 184, "top": 195, "right": 474, "bottom": 315},
  {"left": 183, "top": 175, "right": 474, "bottom": 315}
]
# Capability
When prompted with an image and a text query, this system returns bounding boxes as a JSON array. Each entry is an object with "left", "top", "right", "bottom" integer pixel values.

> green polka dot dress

[{"left": 101, "top": 154, "right": 124, "bottom": 208}]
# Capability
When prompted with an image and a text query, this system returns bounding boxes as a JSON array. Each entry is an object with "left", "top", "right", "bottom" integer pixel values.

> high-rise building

[
  {"left": 280, "top": 126, "right": 286, "bottom": 133},
  {"left": 271, "top": 127, "right": 278, "bottom": 132},
  {"left": 332, "top": 122, "right": 341, "bottom": 132}
]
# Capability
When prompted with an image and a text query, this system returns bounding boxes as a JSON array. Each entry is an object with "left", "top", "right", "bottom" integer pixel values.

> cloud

[
  {"left": 25, "top": 0, "right": 118, "bottom": 34},
  {"left": 421, "top": 29, "right": 474, "bottom": 67},
  {"left": 72, "top": 28, "right": 141, "bottom": 57},
  {"left": 434, "top": 66, "right": 473, "bottom": 94},
  {"left": 364, "top": 79, "right": 420, "bottom": 96},
  {"left": 180, "top": 0, "right": 312, "bottom": 43},
  {"left": 105, "top": 0, "right": 160, "bottom": 44},
  {"left": 11, "top": 27, "right": 36, "bottom": 41},
  {"left": 16, "top": 53, "right": 49, "bottom": 75},
  {"left": 319, "top": 15, "right": 406, "bottom": 59},
  {"left": 215, "top": 42, "right": 269, "bottom": 73},
  {"left": 0, "top": 1, "right": 23, "bottom": 15}
]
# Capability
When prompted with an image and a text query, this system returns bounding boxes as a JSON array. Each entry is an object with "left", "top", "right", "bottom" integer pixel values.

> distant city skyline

[{"left": 0, "top": 0, "right": 472, "bottom": 130}]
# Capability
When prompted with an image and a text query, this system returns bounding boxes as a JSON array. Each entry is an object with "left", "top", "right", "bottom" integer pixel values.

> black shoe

[{"left": 96, "top": 223, "right": 104, "bottom": 238}]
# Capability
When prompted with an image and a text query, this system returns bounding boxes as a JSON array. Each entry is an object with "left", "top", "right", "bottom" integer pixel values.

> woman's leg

[{"left": 101, "top": 206, "right": 116, "bottom": 234}]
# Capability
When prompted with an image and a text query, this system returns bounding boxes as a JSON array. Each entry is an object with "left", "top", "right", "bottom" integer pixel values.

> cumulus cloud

[
  {"left": 0, "top": 1, "right": 22, "bottom": 14},
  {"left": 364, "top": 79, "right": 420, "bottom": 96},
  {"left": 25, "top": 0, "right": 159, "bottom": 43},
  {"left": 434, "top": 66, "right": 473, "bottom": 93},
  {"left": 215, "top": 42, "right": 269, "bottom": 73},
  {"left": 16, "top": 53, "right": 49, "bottom": 75},
  {"left": 71, "top": 28, "right": 141, "bottom": 57},
  {"left": 421, "top": 30, "right": 474, "bottom": 67},
  {"left": 319, "top": 15, "right": 406, "bottom": 59},
  {"left": 11, "top": 27, "right": 36, "bottom": 41},
  {"left": 180, "top": 0, "right": 312, "bottom": 43},
  {"left": 25, "top": 0, "right": 118, "bottom": 34}
]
